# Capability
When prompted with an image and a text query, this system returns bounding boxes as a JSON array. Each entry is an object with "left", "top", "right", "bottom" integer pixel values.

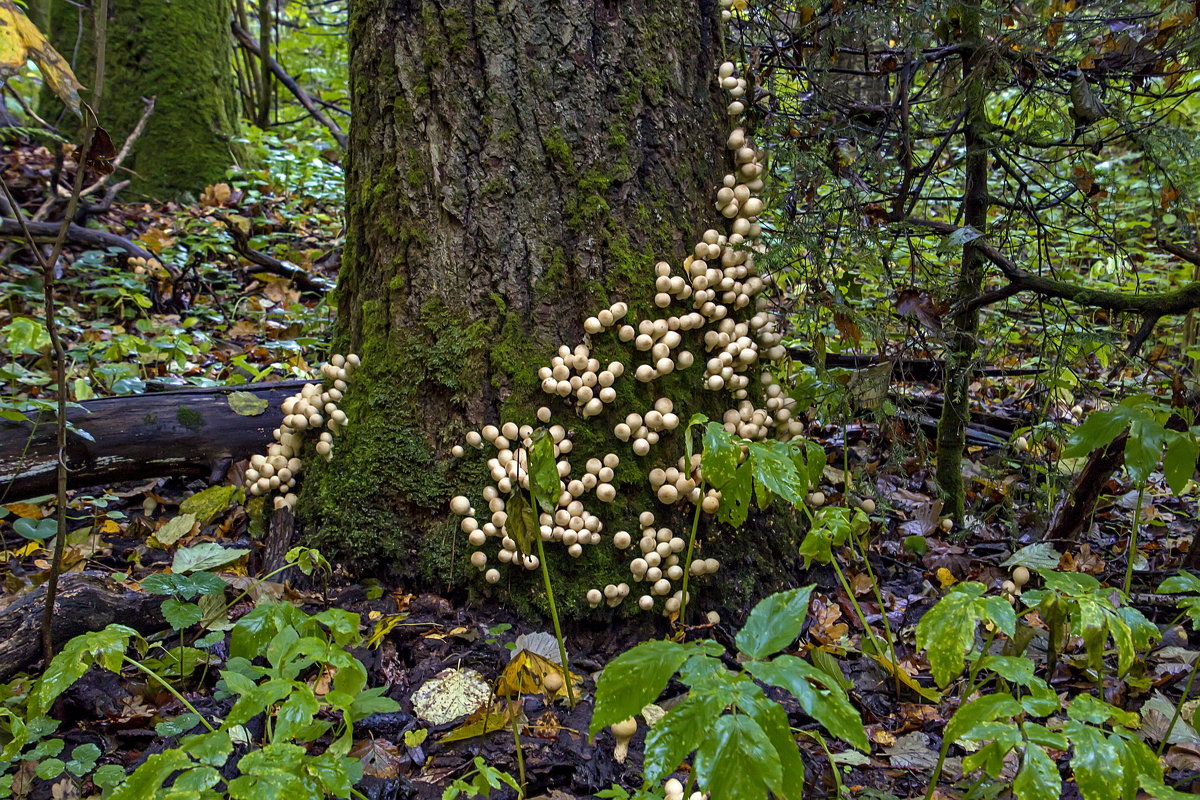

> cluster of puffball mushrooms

[
  {"left": 448, "top": 24, "right": 789, "bottom": 615},
  {"left": 243, "top": 354, "right": 359, "bottom": 510}
]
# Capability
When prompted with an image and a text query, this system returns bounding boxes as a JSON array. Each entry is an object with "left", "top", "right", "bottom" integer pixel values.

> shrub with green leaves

[
  {"left": 590, "top": 586, "right": 867, "bottom": 799},
  {"left": 916, "top": 577, "right": 1180, "bottom": 800},
  {"left": 0, "top": 601, "right": 396, "bottom": 799}
]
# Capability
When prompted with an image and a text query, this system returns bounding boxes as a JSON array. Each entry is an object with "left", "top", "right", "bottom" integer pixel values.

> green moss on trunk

[
  {"left": 44, "top": 0, "right": 241, "bottom": 199},
  {"left": 303, "top": 0, "right": 806, "bottom": 617}
]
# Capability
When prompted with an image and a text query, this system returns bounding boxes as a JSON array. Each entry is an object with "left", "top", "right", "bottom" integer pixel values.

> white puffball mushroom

[
  {"left": 485, "top": 569, "right": 500, "bottom": 584},
  {"left": 807, "top": 491, "right": 826, "bottom": 507},
  {"left": 611, "top": 718, "right": 638, "bottom": 764},
  {"left": 450, "top": 496, "right": 471, "bottom": 515},
  {"left": 613, "top": 531, "right": 632, "bottom": 549},
  {"left": 860, "top": 498, "right": 876, "bottom": 513},
  {"left": 587, "top": 588, "right": 603, "bottom": 607},
  {"left": 452, "top": 445, "right": 465, "bottom": 458},
  {"left": 638, "top": 595, "right": 654, "bottom": 611},
  {"left": 470, "top": 551, "right": 487, "bottom": 569},
  {"left": 596, "top": 483, "right": 616, "bottom": 503},
  {"left": 941, "top": 518, "right": 954, "bottom": 532},
  {"left": 466, "top": 431, "right": 483, "bottom": 448},
  {"left": 1012, "top": 566, "right": 1031, "bottom": 587}
]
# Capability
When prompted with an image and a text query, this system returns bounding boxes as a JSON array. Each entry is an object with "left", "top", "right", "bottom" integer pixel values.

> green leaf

[
  {"left": 694, "top": 714, "right": 782, "bottom": 800},
  {"left": 173, "top": 542, "right": 249, "bottom": 574},
  {"left": 746, "top": 656, "right": 868, "bottom": 751},
  {"left": 13, "top": 517, "right": 57, "bottom": 541},
  {"left": 735, "top": 586, "right": 814, "bottom": 659},
  {"left": 152, "top": 513, "right": 197, "bottom": 547},
  {"left": 740, "top": 691, "right": 805, "bottom": 800},
  {"left": 1125, "top": 415, "right": 1167, "bottom": 485},
  {"left": 915, "top": 584, "right": 984, "bottom": 687},
  {"left": 717, "top": 460, "right": 753, "bottom": 527},
  {"left": 643, "top": 688, "right": 727, "bottom": 783},
  {"left": 749, "top": 442, "right": 806, "bottom": 507},
  {"left": 154, "top": 713, "right": 202, "bottom": 737},
  {"left": 976, "top": 595, "right": 1017, "bottom": 637},
  {"left": 529, "top": 434, "right": 560, "bottom": 512},
  {"left": 590, "top": 640, "right": 691, "bottom": 737},
  {"left": 178, "top": 730, "right": 233, "bottom": 767},
  {"left": 1065, "top": 721, "right": 1123, "bottom": 800},
  {"left": 161, "top": 598, "right": 204, "bottom": 631},
  {"left": 978, "top": 655, "right": 1035, "bottom": 685},
  {"left": 1063, "top": 408, "right": 1132, "bottom": 459},
  {"left": 32, "top": 625, "right": 137, "bottom": 714},
  {"left": 504, "top": 493, "right": 537, "bottom": 556},
  {"left": 1001, "top": 543, "right": 1062, "bottom": 570},
  {"left": 701, "top": 422, "right": 739, "bottom": 488},
  {"left": 35, "top": 758, "right": 64, "bottom": 780},
  {"left": 1139, "top": 775, "right": 1200, "bottom": 800},
  {"left": 945, "top": 693, "right": 1022, "bottom": 744},
  {"left": 228, "top": 391, "right": 268, "bottom": 416},
  {"left": 111, "top": 750, "right": 196, "bottom": 800},
  {"left": 1012, "top": 743, "right": 1061, "bottom": 800},
  {"left": 1163, "top": 433, "right": 1199, "bottom": 496},
  {"left": 93, "top": 764, "right": 128, "bottom": 788},
  {"left": 179, "top": 485, "right": 240, "bottom": 524},
  {"left": 66, "top": 742, "right": 100, "bottom": 776}
]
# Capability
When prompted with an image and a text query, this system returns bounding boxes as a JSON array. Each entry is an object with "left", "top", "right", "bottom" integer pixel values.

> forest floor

[{"left": 2, "top": 139, "right": 1199, "bottom": 799}]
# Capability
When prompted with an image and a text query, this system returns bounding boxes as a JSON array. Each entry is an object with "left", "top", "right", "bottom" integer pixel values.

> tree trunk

[
  {"left": 44, "top": 0, "right": 242, "bottom": 199},
  {"left": 304, "top": 0, "right": 802, "bottom": 614},
  {"left": 935, "top": 8, "right": 990, "bottom": 524}
]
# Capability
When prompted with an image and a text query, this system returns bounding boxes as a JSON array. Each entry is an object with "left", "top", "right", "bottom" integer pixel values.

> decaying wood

[
  {"left": 0, "top": 572, "right": 165, "bottom": 682},
  {"left": 0, "top": 381, "right": 306, "bottom": 502}
]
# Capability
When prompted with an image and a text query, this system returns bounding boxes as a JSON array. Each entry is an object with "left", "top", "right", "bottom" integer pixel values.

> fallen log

[
  {"left": 0, "top": 380, "right": 305, "bottom": 502},
  {"left": 0, "top": 572, "right": 165, "bottom": 682}
]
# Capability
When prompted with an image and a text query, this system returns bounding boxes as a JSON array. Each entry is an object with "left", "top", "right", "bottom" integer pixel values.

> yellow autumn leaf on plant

[
  {"left": 936, "top": 567, "right": 957, "bottom": 587},
  {"left": 0, "top": 0, "right": 83, "bottom": 115}
]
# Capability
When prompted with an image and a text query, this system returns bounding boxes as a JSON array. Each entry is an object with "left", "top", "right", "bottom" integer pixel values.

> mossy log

[
  {"left": 0, "top": 381, "right": 305, "bottom": 501},
  {"left": 303, "top": 0, "right": 810, "bottom": 616}
]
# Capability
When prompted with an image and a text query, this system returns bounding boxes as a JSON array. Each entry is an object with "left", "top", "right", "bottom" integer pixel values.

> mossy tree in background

[
  {"left": 43, "top": 0, "right": 241, "bottom": 199},
  {"left": 304, "top": 0, "right": 805, "bottom": 611}
]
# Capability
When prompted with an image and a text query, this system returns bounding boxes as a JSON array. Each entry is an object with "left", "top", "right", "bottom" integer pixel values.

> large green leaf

[
  {"left": 1065, "top": 721, "right": 1123, "bottom": 800},
  {"left": 945, "top": 693, "right": 1022, "bottom": 744},
  {"left": 739, "top": 688, "right": 805, "bottom": 800},
  {"left": 1125, "top": 415, "right": 1167, "bottom": 485},
  {"left": 110, "top": 750, "right": 196, "bottom": 800},
  {"left": 590, "top": 640, "right": 691, "bottom": 737},
  {"left": 915, "top": 584, "right": 984, "bottom": 687},
  {"left": 1063, "top": 407, "right": 1133, "bottom": 458},
  {"left": 1162, "top": 432, "right": 1199, "bottom": 495},
  {"left": 749, "top": 442, "right": 806, "bottom": 507},
  {"left": 504, "top": 493, "right": 537, "bottom": 556},
  {"left": 702, "top": 422, "right": 740, "bottom": 488},
  {"left": 718, "top": 461, "right": 753, "bottom": 527},
  {"left": 1012, "top": 743, "right": 1061, "bottom": 800},
  {"left": 746, "top": 656, "right": 868, "bottom": 751},
  {"left": 643, "top": 688, "right": 728, "bottom": 782},
  {"left": 529, "top": 434, "right": 561, "bottom": 512},
  {"left": 694, "top": 714, "right": 782, "bottom": 800},
  {"left": 173, "top": 542, "right": 249, "bottom": 574},
  {"left": 735, "top": 586, "right": 814, "bottom": 660}
]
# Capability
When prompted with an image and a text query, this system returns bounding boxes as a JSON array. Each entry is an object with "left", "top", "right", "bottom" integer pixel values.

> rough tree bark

[
  {"left": 935, "top": 8, "right": 990, "bottom": 524},
  {"left": 44, "top": 0, "right": 241, "bottom": 198},
  {"left": 303, "top": 0, "right": 804, "bottom": 613}
]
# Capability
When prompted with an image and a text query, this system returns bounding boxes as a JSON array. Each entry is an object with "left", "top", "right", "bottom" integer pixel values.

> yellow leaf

[
  {"left": 439, "top": 702, "right": 518, "bottom": 743},
  {"left": 3, "top": 503, "right": 43, "bottom": 519},
  {"left": 0, "top": 1, "right": 83, "bottom": 115},
  {"left": 865, "top": 651, "right": 943, "bottom": 702},
  {"left": 936, "top": 567, "right": 957, "bottom": 587},
  {"left": 495, "top": 650, "right": 581, "bottom": 701},
  {"left": 100, "top": 519, "right": 121, "bottom": 534}
]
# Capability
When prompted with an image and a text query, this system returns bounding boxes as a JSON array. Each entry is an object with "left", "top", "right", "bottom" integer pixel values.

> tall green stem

[
  {"left": 122, "top": 656, "right": 215, "bottom": 732},
  {"left": 1124, "top": 484, "right": 1145, "bottom": 596},
  {"left": 923, "top": 630, "right": 996, "bottom": 800},
  {"left": 533, "top": 531, "right": 575, "bottom": 707},
  {"left": 677, "top": 497, "right": 705, "bottom": 629}
]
